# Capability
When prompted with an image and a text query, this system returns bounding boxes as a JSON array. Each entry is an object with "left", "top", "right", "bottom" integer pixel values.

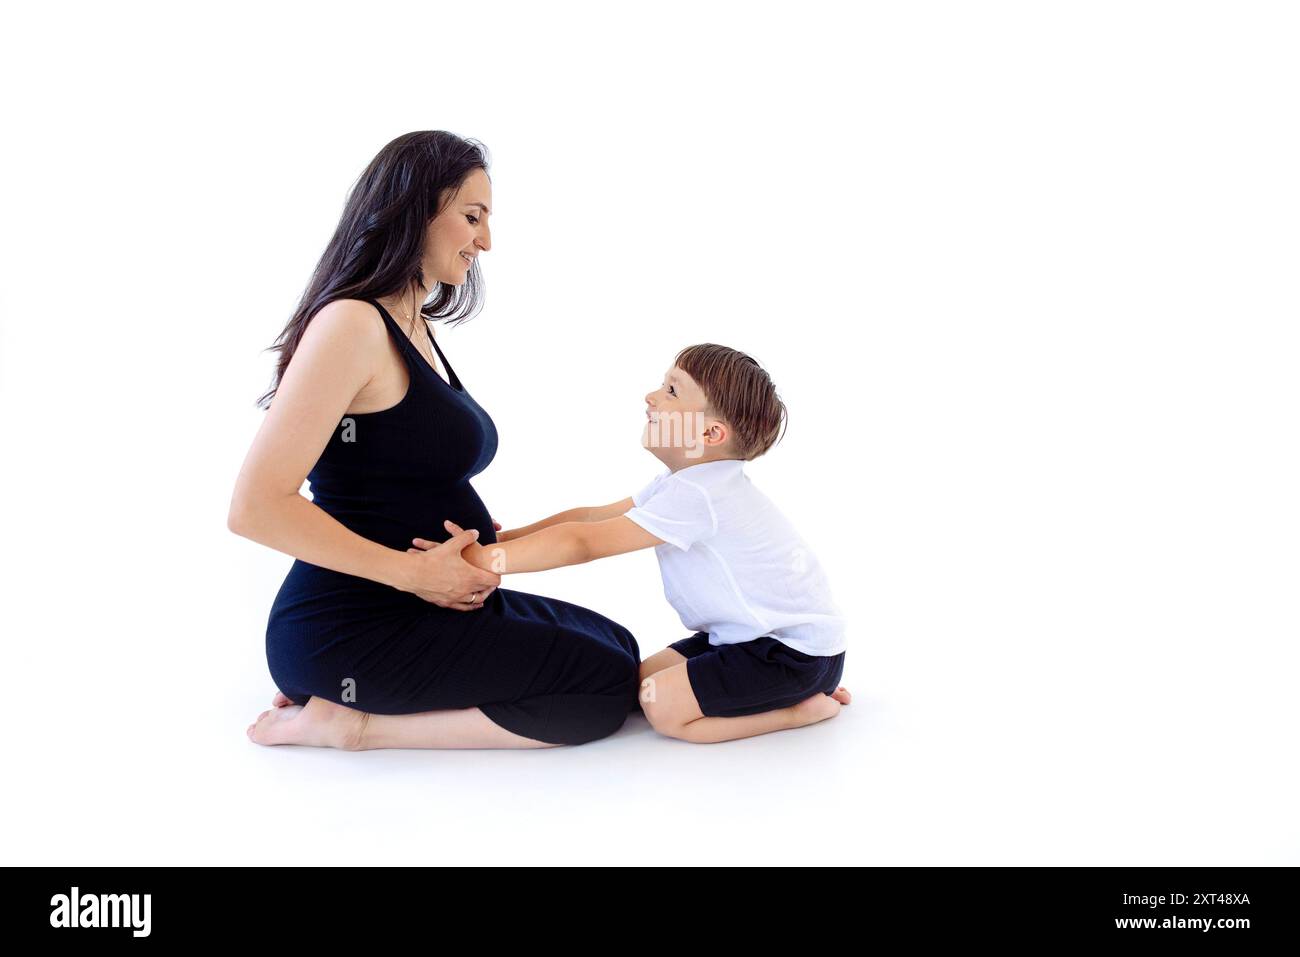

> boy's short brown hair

[{"left": 674, "top": 343, "right": 788, "bottom": 460}]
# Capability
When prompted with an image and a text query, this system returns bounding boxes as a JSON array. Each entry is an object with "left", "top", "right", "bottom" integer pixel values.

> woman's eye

[{"left": 467, "top": 215, "right": 479, "bottom": 225}]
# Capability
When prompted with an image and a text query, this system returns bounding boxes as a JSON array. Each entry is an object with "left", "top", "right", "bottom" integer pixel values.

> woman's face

[{"left": 425, "top": 167, "right": 493, "bottom": 285}]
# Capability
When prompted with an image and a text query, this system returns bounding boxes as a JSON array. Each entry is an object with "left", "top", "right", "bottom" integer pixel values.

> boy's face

[{"left": 642, "top": 365, "right": 732, "bottom": 469}]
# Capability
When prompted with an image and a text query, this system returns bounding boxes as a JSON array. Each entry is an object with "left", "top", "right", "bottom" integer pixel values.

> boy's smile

[{"left": 642, "top": 365, "right": 732, "bottom": 470}]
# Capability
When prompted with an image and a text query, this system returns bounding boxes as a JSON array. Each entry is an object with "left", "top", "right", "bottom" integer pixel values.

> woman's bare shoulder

[
  {"left": 292, "top": 299, "right": 392, "bottom": 374},
  {"left": 306, "top": 297, "right": 388, "bottom": 344},
  {"left": 286, "top": 298, "right": 393, "bottom": 392}
]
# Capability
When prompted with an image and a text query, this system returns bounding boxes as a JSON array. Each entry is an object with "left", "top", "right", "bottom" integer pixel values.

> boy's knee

[
  {"left": 644, "top": 707, "right": 684, "bottom": 739},
  {"left": 640, "top": 681, "right": 687, "bottom": 738}
]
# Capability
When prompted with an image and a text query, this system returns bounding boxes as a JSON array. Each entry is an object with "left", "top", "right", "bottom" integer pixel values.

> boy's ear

[{"left": 703, "top": 419, "right": 729, "bottom": 448}]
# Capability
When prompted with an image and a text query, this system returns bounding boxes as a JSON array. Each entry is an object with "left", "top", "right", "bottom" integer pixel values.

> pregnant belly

[
  {"left": 311, "top": 481, "right": 497, "bottom": 552},
  {"left": 397, "top": 481, "right": 497, "bottom": 549},
  {"left": 268, "top": 481, "right": 496, "bottom": 649}
]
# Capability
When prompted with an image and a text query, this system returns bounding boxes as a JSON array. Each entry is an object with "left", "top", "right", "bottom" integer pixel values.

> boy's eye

[{"left": 667, "top": 386, "right": 677, "bottom": 396}]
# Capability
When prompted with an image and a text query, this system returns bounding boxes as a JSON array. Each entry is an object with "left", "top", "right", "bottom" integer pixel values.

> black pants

[{"left": 269, "top": 578, "right": 642, "bottom": 746}]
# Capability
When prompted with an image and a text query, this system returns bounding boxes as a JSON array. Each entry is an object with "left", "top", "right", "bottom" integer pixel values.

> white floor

[{"left": 10, "top": 578, "right": 1296, "bottom": 866}]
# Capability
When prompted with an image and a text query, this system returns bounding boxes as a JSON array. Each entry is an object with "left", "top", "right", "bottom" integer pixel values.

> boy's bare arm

[
  {"left": 498, "top": 497, "right": 634, "bottom": 541},
  {"left": 588, "top": 497, "right": 636, "bottom": 521},
  {"left": 433, "top": 514, "right": 660, "bottom": 574}
]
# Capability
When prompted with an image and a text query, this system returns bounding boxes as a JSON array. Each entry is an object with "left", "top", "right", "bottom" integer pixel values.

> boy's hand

[
  {"left": 412, "top": 518, "right": 500, "bottom": 544},
  {"left": 401, "top": 526, "right": 499, "bottom": 609},
  {"left": 423, "top": 516, "right": 661, "bottom": 575},
  {"left": 412, "top": 520, "right": 492, "bottom": 569}
]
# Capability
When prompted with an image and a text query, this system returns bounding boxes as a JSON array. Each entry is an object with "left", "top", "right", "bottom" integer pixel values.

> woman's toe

[{"left": 249, "top": 705, "right": 306, "bottom": 746}]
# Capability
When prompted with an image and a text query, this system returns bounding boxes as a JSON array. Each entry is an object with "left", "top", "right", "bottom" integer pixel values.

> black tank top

[{"left": 303, "top": 297, "right": 499, "bottom": 555}]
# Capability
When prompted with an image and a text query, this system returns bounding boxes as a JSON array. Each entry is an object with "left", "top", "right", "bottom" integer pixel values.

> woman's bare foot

[
  {"left": 790, "top": 686, "right": 852, "bottom": 727},
  {"left": 246, "top": 696, "right": 369, "bottom": 750}
]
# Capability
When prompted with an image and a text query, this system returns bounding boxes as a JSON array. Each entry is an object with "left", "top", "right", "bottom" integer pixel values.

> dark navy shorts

[{"left": 668, "top": 632, "right": 846, "bottom": 718}]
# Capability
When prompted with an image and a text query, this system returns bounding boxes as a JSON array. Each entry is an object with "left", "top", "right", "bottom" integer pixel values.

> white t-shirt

[{"left": 623, "top": 459, "right": 846, "bottom": 656}]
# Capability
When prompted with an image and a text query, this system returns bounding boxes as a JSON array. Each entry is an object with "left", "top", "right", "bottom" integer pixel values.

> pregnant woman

[{"left": 228, "top": 131, "right": 641, "bottom": 749}]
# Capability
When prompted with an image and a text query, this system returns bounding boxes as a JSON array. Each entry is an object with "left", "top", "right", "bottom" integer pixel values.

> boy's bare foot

[
  {"left": 246, "top": 696, "right": 369, "bottom": 750},
  {"left": 790, "top": 686, "right": 852, "bottom": 727},
  {"left": 272, "top": 691, "right": 294, "bottom": 708}
]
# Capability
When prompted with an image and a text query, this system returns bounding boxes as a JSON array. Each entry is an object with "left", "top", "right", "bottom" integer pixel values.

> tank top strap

[
  {"left": 426, "top": 330, "right": 463, "bottom": 391},
  {"left": 366, "top": 297, "right": 465, "bottom": 392},
  {"left": 366, "top": 297, "right": 419, "bottom": 360},
  {"left": 365, "top": 297, "right": 450, "bottom": 385}
]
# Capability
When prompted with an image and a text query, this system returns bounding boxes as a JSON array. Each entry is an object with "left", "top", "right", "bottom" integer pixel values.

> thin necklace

[{"left": 385, "top": 290, "right": 442, "bottom": 376}]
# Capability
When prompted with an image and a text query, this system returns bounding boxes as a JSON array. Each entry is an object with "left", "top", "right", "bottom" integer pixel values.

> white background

[{"left": 1, "top": 1, "right": 1296, "bottom": 865}]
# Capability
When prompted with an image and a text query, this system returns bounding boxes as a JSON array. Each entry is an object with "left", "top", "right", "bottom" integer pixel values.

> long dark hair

[{"left": 255, "top": 131, "right": 491, "bottom": 409}]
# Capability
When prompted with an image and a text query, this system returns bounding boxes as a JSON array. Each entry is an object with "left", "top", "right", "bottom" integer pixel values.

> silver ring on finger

[{"left": 470, "top": 592, "right": 480, "bottom": 604}]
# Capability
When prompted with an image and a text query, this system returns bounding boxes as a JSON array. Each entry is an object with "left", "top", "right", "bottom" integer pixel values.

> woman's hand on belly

[{"left": 397, "top": 526, "right": 501, "bottom": 610}]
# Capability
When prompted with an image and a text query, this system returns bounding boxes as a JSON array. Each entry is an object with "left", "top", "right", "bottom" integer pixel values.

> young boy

[{"left": 413, "top": 343, "right": 850, "bottom": 744}]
